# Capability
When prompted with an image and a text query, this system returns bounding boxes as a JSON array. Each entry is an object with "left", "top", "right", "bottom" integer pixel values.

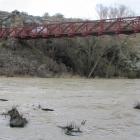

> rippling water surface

[{"left": 0, "top": 77, "right": 140, "bottom": 140}]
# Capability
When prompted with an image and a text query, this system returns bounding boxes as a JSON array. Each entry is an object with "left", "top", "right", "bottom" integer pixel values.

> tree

[
  {"left": 43, "top": 12, "right": 50, "bottom": 18},
  {"left": 96, "top": 4, "right": 108, "bottom": 19},
  {"left": 53, "top": 13, "right": 64, "bottom": 19},
  {"left": 96, "top": 4, "right": 135, "bottom": 19}
]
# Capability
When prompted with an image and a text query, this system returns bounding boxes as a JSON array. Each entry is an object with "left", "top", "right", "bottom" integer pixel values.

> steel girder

[{"left": 0, "top": 16, "right": 140, "bottom": 39}]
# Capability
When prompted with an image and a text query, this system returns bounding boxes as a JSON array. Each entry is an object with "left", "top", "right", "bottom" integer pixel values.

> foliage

[{"left": 40, "top": 36, "right": 140, "bottom": 78}]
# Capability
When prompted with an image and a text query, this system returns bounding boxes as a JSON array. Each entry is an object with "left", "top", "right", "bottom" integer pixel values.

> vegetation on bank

[
  {"left": 0, "top": 5, "right": 140, "bottom": 78},
  {"left": 0, "top": 35, "right": 140, "bottom": 78}
]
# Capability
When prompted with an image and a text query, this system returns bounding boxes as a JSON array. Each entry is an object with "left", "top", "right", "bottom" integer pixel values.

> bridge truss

[{"left": 0, "top": 16, "right": 140, "bottom": 39}]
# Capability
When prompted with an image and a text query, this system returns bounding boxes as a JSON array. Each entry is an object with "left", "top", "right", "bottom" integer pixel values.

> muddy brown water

[{"left": 0, "top": 77, "right": 140, "bottom": 140}]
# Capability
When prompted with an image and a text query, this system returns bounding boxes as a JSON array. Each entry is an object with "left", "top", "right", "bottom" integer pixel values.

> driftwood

[
  {"left": 0, "top": 99, "right": 8, "bottom": 101},
  {"left": 134, "top": 103, "right": 140, "bottom": 110},
  {"left": 38, "top": 105, "right": 54, "bottom": 112},
  {"left": 41, "top": 108, "right": 54, "bottom": 111}
]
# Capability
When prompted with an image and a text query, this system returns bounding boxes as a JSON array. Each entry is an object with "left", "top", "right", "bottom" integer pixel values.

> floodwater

[{"left": 0, "top": 77, "right": 140, "bottom": 140}]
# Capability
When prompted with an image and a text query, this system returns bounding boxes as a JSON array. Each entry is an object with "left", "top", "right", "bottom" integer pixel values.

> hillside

[
  {"left": 0, "top": 10, "right": 140, "bottom": 78},
  {"left": 0, "top": 11, "right": 9, "bottom": 19}
]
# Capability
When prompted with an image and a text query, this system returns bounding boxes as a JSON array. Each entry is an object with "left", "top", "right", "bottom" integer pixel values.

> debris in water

[
  {"left": 38, "top": 105, "right": 54, "bottom": 111},
  {"left": 0, "top": 99, "right": 8, "bottom": 101},
  {"left": 134, "top": 103, "right": 140, "bottom": 110},
  {"left": 81, "top": 120, "right": 86, "bottom": 125},
  {"left": 7, "top": 107, "right": 28, "bottom": 128},
  {"left": 41, "top": 108, "right": 54, "bottom": 111},
  {"left": 58, "top": 121, "right": 85, "bottom": 136}
]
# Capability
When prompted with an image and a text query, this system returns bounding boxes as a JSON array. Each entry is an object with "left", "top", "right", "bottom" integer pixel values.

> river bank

[{"left": 0, "top": 36, "right": 140, "bottom": 79}]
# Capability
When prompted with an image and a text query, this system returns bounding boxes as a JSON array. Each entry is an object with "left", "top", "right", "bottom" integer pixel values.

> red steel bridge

[{"left": 0, "top": 16, "right": 140, "bottom": 39}]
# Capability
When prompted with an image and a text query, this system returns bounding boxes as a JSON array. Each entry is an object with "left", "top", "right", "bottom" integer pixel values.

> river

[{"left": 0, "top": 77, "right": 140, "bottom": 140}]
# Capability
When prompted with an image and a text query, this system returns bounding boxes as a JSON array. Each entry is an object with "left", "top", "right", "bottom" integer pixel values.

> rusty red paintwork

[{"left": 0, "top": 16, "right": 140, "bottom": 39}]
